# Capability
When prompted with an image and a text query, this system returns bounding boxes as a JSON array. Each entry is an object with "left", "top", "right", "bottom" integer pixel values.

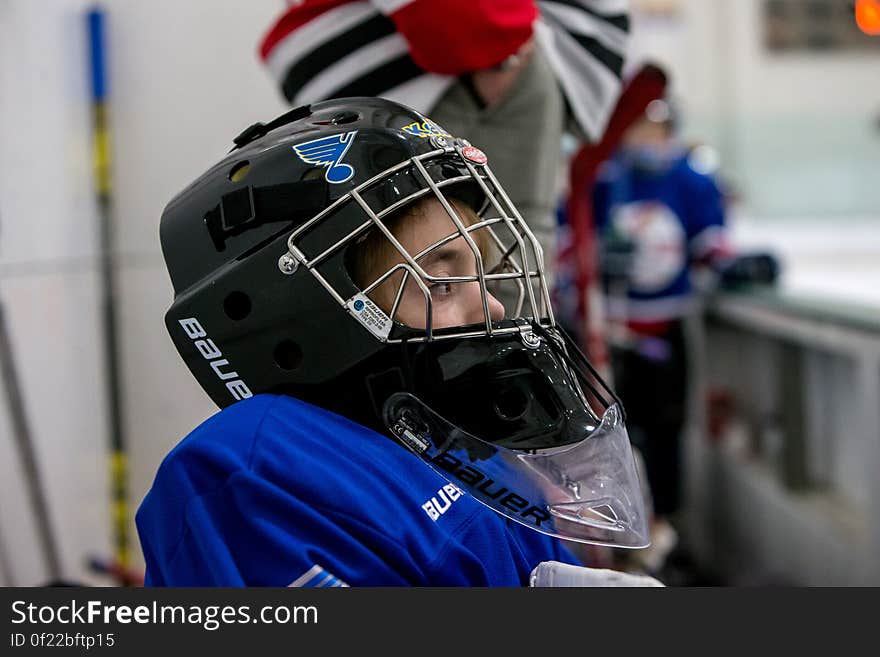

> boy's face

[
  {"left": 368, "top": 198, "right": 506, "bottom": 330},
  {"left": 621, "top": 116, "right": 671, "bottom": 149}
]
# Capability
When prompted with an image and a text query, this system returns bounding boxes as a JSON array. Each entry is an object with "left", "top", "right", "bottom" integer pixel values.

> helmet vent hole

[
  {"left": 274, "top": 341, "right": 303, "bottom": 371},
  {"left": 223, "top": 291, "right": 252, "bottom": 320},
  {"left": 331, "top": 111, "right": 359, "bottom": 125},
  {"left": 493, "top": 386, "right": 530, "bottom": 422},
  {"left": 228, "top": 161, "right": 250, "bottom": 183}
]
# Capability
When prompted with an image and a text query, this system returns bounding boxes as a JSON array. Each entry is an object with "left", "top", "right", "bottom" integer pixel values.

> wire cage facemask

[{"left": 278, "top": 138, "right": 555, "bottom": 342}]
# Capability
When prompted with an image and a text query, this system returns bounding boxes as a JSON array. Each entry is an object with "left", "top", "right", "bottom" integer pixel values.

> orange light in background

[{"left": 856, "top": 0, "right": 880, "bottom": 35}]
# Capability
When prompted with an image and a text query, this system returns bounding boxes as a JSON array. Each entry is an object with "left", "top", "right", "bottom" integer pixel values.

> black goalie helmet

[{"left": 160, "top": 97, "right": 649, "bottom": 548}]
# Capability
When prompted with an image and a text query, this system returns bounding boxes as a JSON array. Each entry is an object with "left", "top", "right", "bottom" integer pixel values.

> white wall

[
  {"left": 0, "top": 0, "right": 287, "bottom": 584},
  {"left": 628, "top": 0, "right": 880, "bottom": 118}
]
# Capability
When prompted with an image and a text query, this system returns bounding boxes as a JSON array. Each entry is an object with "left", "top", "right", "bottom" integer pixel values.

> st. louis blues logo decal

[
  {"left": 293, "top": 130, "right": 358, "bottom": 184},
  {"left": 402, "top": 121, "right": 451, "bottom": 139}
]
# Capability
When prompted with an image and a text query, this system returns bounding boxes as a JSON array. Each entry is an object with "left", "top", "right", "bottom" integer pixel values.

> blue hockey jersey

[
  {"left": 136, "top": 394, "right": 578, "bottom": 586},
  {"left": 592, "top": 150, "right": 727, "bottom": 325}
]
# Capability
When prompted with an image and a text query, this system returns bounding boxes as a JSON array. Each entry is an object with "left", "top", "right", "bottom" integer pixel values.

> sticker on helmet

[
  {"left": 402, "top": 121, "right": 452, "bottom": 139},
  {"left": 293, "top": 130, "right": 358, "bottom": 184},
  {"left": 462, "top": 146, "right": 488, "bottom": 165},
  {"left": 346, "top": 293, "right": 392, "bottom": 340}
]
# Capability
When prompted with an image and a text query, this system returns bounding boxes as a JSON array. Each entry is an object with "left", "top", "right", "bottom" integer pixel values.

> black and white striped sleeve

[{"left": 534, "top": 0, "right": 631, "bottom": 141}]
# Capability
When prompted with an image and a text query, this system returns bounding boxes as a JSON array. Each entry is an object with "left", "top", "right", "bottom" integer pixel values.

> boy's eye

[{"left": 429, "top": 282, "right": 453, "bottom": 297}]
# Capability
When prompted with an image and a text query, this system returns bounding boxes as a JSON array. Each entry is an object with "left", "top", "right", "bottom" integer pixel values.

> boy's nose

[
  {"left": 465, "top": 283, "right": 506, "bottom": 324},
  {"left": 487, "top": 290, "right": 506, "bottom": 321}
]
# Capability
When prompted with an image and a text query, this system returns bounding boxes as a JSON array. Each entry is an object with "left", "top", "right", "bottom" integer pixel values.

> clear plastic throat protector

[{"left": 383, "top": 334, "right": 650, "bottom": 549}]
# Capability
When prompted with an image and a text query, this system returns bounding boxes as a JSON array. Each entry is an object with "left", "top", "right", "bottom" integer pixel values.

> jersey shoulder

[
  {"left": 672, "top": 152, "right": 722, "bottom": 194},
  {"left": 153, "top": 393, "right": 400, "bottom": 500}
]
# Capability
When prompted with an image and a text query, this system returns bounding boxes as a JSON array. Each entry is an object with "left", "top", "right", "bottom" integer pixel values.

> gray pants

[{"left": 427, "top": 44, "right": 565, "bottom": 315}]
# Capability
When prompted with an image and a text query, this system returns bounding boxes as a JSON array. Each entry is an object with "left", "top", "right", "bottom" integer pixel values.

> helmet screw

[
  {"left": 520, "top": 331, "right": 541, "bottom": 349},
  {"left": 278, "top": 253, "right": 298, "bottom": 275},
  {"left": 431, "top": 135, "right": 449, "bottom": 149}
]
